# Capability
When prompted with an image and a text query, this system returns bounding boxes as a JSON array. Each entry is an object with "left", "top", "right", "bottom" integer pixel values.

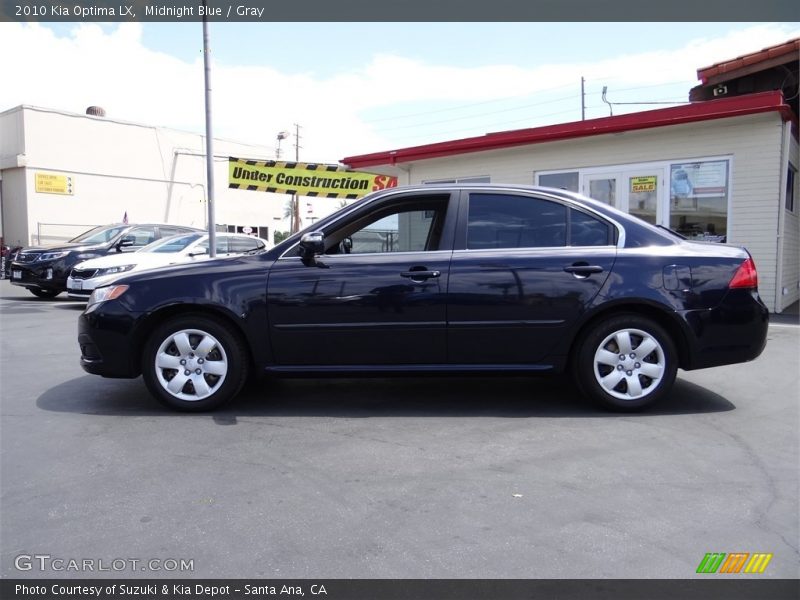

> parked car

[
  {"left": 78, "top": 185, "right": 768, "bottom": 412},
  {"left": 9, "top": 223, "right": 201, "bottom": 298},
  {"left": 1, "top": 239, "right": 23, "bottom": 279},
  {"left": 67, "top": 232, "right": 269, "bottom": 300}
]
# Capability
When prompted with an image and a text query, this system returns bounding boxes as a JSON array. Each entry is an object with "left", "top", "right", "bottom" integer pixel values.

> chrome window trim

[{"left": 277, "top": 185, "right": 626, "bottom": 259}]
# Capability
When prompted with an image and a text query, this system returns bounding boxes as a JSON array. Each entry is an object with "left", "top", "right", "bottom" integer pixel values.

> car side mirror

[
  {"left": 299, "top": 232, "right": 325, "bottom": 262},
  {"left": 117, "top": 236, "right": 135, "bottom": 251}
]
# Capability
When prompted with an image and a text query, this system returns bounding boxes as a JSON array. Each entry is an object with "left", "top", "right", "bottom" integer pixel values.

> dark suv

[{"left": 10, "top": 223, "right": 201, "bottom": 298}]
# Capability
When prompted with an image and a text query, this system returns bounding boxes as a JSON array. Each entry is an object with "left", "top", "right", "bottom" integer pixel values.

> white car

[{"left": 66, "top": 232, "right": 269, "bottom": 300}]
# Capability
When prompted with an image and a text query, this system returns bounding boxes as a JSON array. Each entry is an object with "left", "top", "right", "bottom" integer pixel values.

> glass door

[
  {"left": 584, "top": 173, "right": 623, "bottom": 210},
  {"left": 627, "top": 173, "right": 660, "bottom": 225},
  {"left": 583, "top": 168, "right": 667, "bottom": 227}
]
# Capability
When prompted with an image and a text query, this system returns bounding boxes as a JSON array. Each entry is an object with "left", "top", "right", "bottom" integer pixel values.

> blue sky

[{"left": 4, "top": 22, "right": 800, "bottom": 162}]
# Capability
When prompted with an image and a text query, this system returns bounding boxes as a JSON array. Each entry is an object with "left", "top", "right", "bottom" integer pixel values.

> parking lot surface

[{"left": 1, "top": 280, "right": 798, "bottom": 578}]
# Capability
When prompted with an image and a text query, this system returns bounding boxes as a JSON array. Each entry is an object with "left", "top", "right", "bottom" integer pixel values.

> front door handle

[{"left": 400, "top": 269, "right": 441, "bottom": 280}]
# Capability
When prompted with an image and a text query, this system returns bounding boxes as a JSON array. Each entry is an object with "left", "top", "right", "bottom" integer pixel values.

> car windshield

[
  {"left": 139, "top": 233, "right": 205, "bottom": 253},
  {"left": 69, "top": 225, "right": 129, "bottom": 245}
]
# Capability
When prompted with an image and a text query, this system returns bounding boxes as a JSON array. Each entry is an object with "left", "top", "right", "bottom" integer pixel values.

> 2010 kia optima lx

[{"left": 78, "top": 185, "right": 768, "bottom": 412}]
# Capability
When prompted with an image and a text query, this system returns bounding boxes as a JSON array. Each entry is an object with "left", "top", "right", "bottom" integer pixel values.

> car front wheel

[
  {"left": 142, "top": 315, "right": 249, "bottom": 411},
  {"left": 574, "top": 314, "right": 677, "bottom": 411}
]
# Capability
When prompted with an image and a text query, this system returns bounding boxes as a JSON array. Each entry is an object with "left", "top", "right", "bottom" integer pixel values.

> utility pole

[
  {"left": 581, "top": 76, "right": 586, "bottom": 121},
  {"left": 201, "top": 1, "right": 216, "bottom": 257},
  {"left": 291, "top": 123, "right": 302, "bottom": 233}
]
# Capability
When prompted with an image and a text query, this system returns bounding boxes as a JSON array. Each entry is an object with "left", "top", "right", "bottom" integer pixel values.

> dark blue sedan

[{"left": 77, "top": 185, "right": 768, "bottom": 411}]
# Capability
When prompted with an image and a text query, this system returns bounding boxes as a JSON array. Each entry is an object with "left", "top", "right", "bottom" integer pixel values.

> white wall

[
  {"left": 4, "top": 106, "right": 286, "bottom": 245},
  {"left": 780, "top": 131, "right": 800, "bottom": 311}
]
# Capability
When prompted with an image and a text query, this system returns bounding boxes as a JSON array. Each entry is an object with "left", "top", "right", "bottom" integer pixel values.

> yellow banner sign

[
  {"left": 35, "top": 172, "right": 74, "bottom": 195},
  {"left": 228, "top": 157, "right": 397, "bottom": 199},
  {"left": 630, "top": 176, "right": 657, "bottom": 193}
]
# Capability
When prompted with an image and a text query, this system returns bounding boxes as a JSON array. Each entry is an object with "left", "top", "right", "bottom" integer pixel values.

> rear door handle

[
  {"left": 400, "top": 270, "right": 441, "bottom": 280},
  {"left": 563, "top": 264, "right": 604, "bottom": 275}
]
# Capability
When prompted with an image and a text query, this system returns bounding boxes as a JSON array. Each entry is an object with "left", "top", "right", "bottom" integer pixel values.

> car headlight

[
  {"left": 96, "top": 265, "right": 135, "bottom": 276},
  {"left": 86, "top": 284, "right": 129, "bottom": 311},
  {"left": 37, "top": 251, "right": 70, "bottom": 261}
]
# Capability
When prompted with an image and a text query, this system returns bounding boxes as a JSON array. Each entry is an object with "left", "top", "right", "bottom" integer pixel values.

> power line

[
  {"left": 387, "top": 105, "right": 582, "bottom": 143},
  {"left": 362, "top": 81, "right": 578, "bottom": 123},
  {"left": 371, "top": 92, "right": 579, "bottom": 133}
]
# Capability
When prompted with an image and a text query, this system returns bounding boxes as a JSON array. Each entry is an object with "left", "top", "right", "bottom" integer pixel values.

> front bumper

[
  {"left": 67, "top": 273, "right": 106, "bottom": 299},
  {"left": 78, "top": 304, "right": 142, "bottom": 378},
  {"left": 10, "top": 260, "right": 68, "bottom": 291}
]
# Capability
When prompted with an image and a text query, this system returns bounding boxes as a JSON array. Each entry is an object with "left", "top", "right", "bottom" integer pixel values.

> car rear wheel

[
  {"left": 29, "top": 288, "right": 61, "bottom": 298},
  {"left": 142, "top": 315, "right": 249, "bottom": 411},
  {"left": 574, "top": 314, "right": 677, "bottom": 411}
]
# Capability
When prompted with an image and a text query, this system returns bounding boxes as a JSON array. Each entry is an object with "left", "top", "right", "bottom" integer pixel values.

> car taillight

[{"left": 729, "top": 257, "right": 758, "bottom": 289}]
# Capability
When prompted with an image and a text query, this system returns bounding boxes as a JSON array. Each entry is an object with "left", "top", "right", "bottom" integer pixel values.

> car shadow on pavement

[
  {"left": 0, "top": 295, "right": 78, "bottom": 302},
  {"left": 52, "top": 303, "right": 88, "bottom": 311},
  {"left": 37, "top": 375, "right": 735, "bottom": 419}
]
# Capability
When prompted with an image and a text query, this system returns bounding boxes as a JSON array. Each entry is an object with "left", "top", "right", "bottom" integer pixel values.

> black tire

[
  {"left": 573, "top": 314, "right": 677, "bottom": 411},
  {"left": 142, "top": 315, "right": 249, "bottom": 411},
  {"left": 30, "top": 288, "right": 61, "bottom": 298}
]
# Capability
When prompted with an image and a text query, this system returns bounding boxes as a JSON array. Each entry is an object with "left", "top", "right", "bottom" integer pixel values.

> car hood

[
  {"left": 73, "top": 252, "right": 184, "bottom": 271},
  {"left": 19, "top": 242, "right": 98, "bottom": 253}
]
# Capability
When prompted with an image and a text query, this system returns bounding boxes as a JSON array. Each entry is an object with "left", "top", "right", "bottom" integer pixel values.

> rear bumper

[{"left": 679, "top": 289, "right": 769, "bottom": 370}]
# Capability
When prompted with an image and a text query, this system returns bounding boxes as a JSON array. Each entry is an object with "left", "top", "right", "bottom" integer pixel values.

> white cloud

[{"left": 2, "top": 22, "right": 799, "bottom": 163}]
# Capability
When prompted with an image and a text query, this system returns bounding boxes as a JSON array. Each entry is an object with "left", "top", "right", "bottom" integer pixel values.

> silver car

[{"left": 67, "top": 232, "right": 269, "bottom": 300}]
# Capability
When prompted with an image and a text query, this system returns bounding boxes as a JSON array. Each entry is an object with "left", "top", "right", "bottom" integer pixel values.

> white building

[
  {"left": 0, "top": 105, "right": 287, "bottom": 247},
  {"left": 343, "top": 91, "right": 799, "bottom": 314}
]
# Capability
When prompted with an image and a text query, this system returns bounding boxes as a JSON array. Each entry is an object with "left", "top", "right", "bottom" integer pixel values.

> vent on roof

[{"left": 85, "top": 106, "right": 106, "bottom": 117}]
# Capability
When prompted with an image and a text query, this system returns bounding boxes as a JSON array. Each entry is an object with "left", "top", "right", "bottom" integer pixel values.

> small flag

[{"left": 122, "top": 211, "right": 128, "bottom": 224}]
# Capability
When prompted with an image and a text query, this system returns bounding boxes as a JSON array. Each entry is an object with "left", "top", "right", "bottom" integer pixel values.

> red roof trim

[
  {"left": 697, "top": 37, "right": 800, "bottom": 84},
  {"left": 342, "top": 91, "right": 792, "bottom": 169}
]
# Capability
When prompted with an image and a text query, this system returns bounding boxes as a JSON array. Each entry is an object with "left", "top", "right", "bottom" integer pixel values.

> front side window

[
  {"left": 125, "top": 227, "right": 157, "bottom": 247},
  {"left": 324, "top": 197, "right": 449, "bottom": 255}
]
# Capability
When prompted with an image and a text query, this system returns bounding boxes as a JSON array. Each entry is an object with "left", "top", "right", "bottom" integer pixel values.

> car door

[
  {"left": 267, "top": 191, "right": 458, "bottom": 366},
  {"left": 447, "top": 191, "right": 617, "bottom": 365}
]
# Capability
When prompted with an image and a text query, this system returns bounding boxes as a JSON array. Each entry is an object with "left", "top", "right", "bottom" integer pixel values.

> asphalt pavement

[{"left": 1, "top": 279, "right": 798, "bottom": 579}]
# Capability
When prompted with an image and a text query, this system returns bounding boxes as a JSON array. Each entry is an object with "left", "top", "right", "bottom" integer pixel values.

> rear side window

[
  {"left": 466, "top": 194, "right": 612, "bottom": 249},
  {"left": 467, "top": 194, "right": 566, "bottom": 249},
  {"left": 570, "top": 209, "right": 612, "bottom": 246},
  {"left": 228, "top": 237, "right": 265, "bottom": 253},
  {"left": 160, "top": 226, "right": 194, "bottom": 238}
]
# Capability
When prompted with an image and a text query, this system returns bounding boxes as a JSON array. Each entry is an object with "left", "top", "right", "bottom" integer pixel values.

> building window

[
  {"left": 669, "top": 160, "right": 729, "bottom": 242},
  {"left": 537, "top": 171, "right": 579, "bottom": 192},
  {"left": 787, "top": 164, "right": 796, "bottom": 213}
]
